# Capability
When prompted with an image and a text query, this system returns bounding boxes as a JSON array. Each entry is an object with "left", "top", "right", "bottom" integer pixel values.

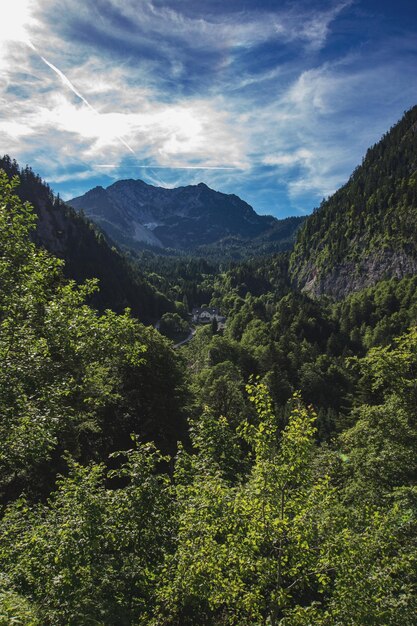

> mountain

[
  {"left": 290, "top": 105, "right": 417, "bottom": 298},
  {"left": 0, "top": 156, "right": 174, "bottom": 323},
  {"left": 68, "top": 179, "right": 302, "bottom": 253}
]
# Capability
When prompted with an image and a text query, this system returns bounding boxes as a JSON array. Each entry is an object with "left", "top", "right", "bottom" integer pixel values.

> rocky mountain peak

[{"left": 68, "top": 179, "right": 281, "bottom": 252}]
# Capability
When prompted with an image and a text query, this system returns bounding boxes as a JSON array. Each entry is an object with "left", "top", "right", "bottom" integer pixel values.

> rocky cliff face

[
  {"left": 69, "top": 180, "right": 278, "bottom": 251},
  {"left": 301, "top": 249, "right": 417, "bottom": 299}
]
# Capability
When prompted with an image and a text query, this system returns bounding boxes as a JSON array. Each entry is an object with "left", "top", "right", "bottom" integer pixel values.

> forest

[
  {"left": 290, "top": 105, "right": 417, "bottom": 297},
  {"left": 1, "top": 148, "right": 417, "bottom": 626}
]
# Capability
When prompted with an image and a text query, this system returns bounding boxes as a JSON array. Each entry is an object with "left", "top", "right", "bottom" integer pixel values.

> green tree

[
  {"left": 159, "top": 312, "right": 189, "bottom": 340},
  {"left": 0, "top": 171, "right": 186, "bottom": 500},
  {"left": 312, "top": 327, "right": 417, "bottom": 625},
  {"left": 0, "top": 441, "right": 174, "bottom": 625},
  {"left": 193, "top": 361, "right": 247, "bottom": 427},
  {"left": 156, "top": 383, "right": 331, "bottom": 625}
]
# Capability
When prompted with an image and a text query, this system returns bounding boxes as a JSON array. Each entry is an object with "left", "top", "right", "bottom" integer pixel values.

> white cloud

[
  {"left": 298, "top": 1, "right": 353, "bottom": 51},
  {"left": 34, "top": 0, "right": 348, "bottom": 65},
  {"left": 0, "top": 120, "right": 35, "bottom": 140},
  {"left": 263, "top": 149, "right": 313, "bottom": 168},
  {"left": 2, "top": 62, "right": 248, "bottom": 168},
  {"left": 1, "top": 0, "right": 416, "bottom": 214},
  {"left": 0, "top": 0, "right": 37, "bottom": 46},
  {"left": 249, "top": 50, "right": 417, "bottom": 210}
]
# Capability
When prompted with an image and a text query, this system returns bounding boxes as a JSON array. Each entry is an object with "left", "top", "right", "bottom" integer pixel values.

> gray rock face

[
  {"left": 300, "top": 249, "right": 417, "bottom": 299},
  {"left": 68, "top": 179, "right": 277, "bottom": 251}
]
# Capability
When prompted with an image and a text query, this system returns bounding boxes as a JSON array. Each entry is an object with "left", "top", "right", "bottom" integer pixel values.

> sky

[{"left": 0, "top": 0, "right": 417, "bottom": 217}]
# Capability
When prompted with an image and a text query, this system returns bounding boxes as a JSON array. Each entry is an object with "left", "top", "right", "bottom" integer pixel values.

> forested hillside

[
  {"left": 1, "top": 169, "right": 416, "bottom": 625},
  {"left": 0, "top": 156, "right": 174, "bottom": 323},
  {"left": 290, "top": 105, "right": 417, "bottom": 297}
]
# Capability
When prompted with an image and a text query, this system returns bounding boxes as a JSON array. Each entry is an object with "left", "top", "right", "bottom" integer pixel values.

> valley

[{"left": 1, "top": 104, "right": 417, "bottom": 625}]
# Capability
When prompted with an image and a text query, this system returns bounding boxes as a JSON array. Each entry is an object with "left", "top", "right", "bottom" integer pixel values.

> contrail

[
  {"left": 26, "top": 41, "right": 239, "bottom": 171},
  {"left": 27, "top": 40, "right": 136, "bottom": 155},
  {"left": 96, "top": 165, "right": 238, "bottom": 170}
]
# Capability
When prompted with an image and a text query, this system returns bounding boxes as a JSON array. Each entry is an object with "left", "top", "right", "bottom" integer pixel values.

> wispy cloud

[
  {"left": 78, "top": 0, "right": 343, "bottom": 53},
  {"left": 24, "top": 40, "right": 137, "bottom": 155},
  {"left": 1, "top": 0, "right": 416, "bottom": 215},
  {"left": 96, "top": 164, "right": 238, "bottom": 170},
  {"left": 297, "top": 1, "right": 353, "bottom": 51}
]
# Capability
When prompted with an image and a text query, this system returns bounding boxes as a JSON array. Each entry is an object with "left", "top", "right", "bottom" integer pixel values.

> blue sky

[{"left": 0, "top": 0, "right": 416, "bottom": 217}]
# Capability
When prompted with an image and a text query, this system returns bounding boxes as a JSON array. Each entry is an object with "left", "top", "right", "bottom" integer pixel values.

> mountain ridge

[{"left": 68, "top": 178, "right": 300, "bottom": 253}]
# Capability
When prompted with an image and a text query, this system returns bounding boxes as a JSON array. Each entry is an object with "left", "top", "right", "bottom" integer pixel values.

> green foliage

[
  {"left": 0, "top": 574, "right": 40, "bottom": 625},
  {"left": 333, "top": 275, "right": 417, "bottom": 350},
  {"left": 193, "top": 361, "right": 247, "bottom": 427},
  {"left": 155, "top": 384, "right": 329, "bottom": 626},
  {"left": 0, "top": 171, "right": 186, "bottom": 501},
  {"left": 0, "top": 156, "right": 175, "bottom": 323},
  {"left": 1, "top": 165, "right": 417, "bottom": 625},
  {"left": 308, "top": 482, "right": 417, "bottom": 626},
  {"left": 0, "top": 441, "right": 174, "bottom": 625},
  {"left": 313, "top": 326, "right": 417, "bottom": 625},
  {"left": 342, "top": 327, "right": 417, "bottom": 502},
  {"left": 159, "top": 312, "right": 189, "bottom": 341}
]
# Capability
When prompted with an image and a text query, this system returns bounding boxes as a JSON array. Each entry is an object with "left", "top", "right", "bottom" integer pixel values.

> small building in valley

[{"left": 191, "top": 307, "right": 226, "bottom": 325}]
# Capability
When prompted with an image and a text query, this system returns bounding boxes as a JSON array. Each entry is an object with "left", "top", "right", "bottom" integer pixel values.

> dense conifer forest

[
  {"left": 290, "top": 106, "right": 417, "bottom": 297},
  {"left": 1, "top": 108, "right": 417, "bottom": 625}
]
